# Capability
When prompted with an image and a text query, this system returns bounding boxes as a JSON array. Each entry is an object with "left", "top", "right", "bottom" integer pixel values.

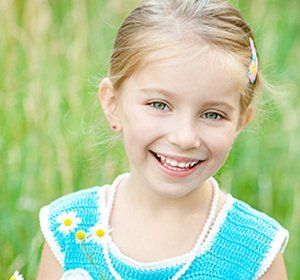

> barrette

[{"left": 248, "top": 37, "right": 258, "bottom": 84}]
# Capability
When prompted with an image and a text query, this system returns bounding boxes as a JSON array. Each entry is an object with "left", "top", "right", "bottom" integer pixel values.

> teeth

[
  {"left": 166, "top": 158, "right": 177, "bottom": 166},
  {"left": 178, "top": 162, "right": 189, "bottom": 168},
  {"left": 156, "top": 153, "right": 199, "bottom": 168}
]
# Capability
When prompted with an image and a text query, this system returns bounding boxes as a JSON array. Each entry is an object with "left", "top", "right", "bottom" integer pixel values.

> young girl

[{"left": 38, "top": 0, "right": 289, "bottom": 279}]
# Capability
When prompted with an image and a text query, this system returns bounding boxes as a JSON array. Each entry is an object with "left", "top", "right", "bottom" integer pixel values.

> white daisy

[
  {"left": 60, "top": 268, "right": 93, "bottom": 280},
  {"left": 9, "top": 271, "right": 24, "bottom": 280},
  {"left": 87, "top": 222, "right": 113, "bottom": 245},
  {"left": 56, "top": 211, "right": 82, "bottom": 235}
]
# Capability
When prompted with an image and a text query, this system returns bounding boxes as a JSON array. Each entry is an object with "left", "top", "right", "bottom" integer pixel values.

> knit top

[{"left": 39, "top": 173, "right": 289, "bottom": 280}]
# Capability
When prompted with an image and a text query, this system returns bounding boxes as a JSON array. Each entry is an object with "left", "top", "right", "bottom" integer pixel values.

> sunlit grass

[{"left": 0, "top": 0, "right": 299, "bottom": 278}]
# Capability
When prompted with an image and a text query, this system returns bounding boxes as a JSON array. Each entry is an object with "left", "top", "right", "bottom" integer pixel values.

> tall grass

[{"left": 0, "top": 0, "right": 299, "bottom": 278}]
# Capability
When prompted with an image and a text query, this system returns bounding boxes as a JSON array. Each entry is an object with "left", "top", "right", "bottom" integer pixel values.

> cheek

[
  {"left": 122, "top": 105, "right": 165, "bottom": 134},
  {"left": 204, "top": 127, "right": 237, "bottom": 155},
  {"left": 121, "top": 109, "right": 162, "bottom": 151},
  {"left": 123, "top": 114, "right": 155, "bottom": 136}
]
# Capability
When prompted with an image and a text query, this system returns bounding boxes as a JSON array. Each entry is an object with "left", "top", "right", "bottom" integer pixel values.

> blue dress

[{"left": 39, "top": 173, "right": 289, "bottom": 280}]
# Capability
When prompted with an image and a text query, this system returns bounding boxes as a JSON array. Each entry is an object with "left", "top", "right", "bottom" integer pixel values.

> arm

[
  {"left": 259, "top": 252, "right": 288, "bottom": 280},
  {"left": 37, "top": 243, "right": 63, "bottom": 280}
]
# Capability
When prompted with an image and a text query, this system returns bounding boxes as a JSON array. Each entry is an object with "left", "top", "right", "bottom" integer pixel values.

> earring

[{"left": 111, "top": 124, "right": 119, "bottom": 131}]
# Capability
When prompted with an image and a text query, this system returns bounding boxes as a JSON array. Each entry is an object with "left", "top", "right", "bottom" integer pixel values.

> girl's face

[{"left": 100, "top": 48, "right": 252, "bottom": 199}]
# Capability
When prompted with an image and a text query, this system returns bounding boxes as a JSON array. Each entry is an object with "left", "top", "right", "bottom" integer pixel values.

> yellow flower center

[
  {"left": 9, "top": 276, "right": 17, "bottom": 280},
  {"left": 64, "top": 218, "right": 73, "bottom": 227},
  {"left": 96, "top": 229, "right": 106, "bottom": 237},
  {"left": 76, "top": 230, "right": 86, "bottom": 241}
]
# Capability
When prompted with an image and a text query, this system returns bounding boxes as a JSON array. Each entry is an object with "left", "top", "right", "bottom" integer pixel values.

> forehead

[{"left": 124, "top": 44, "right": 248, "bottom": 101}]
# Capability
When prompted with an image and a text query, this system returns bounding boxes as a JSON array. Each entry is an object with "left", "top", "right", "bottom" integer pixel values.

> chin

[{"left": 150, "top": 181, "right": 195, "bottom": 199}]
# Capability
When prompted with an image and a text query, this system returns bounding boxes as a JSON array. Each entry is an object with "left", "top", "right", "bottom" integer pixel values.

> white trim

[
  {"left": 256, "top": 226, "right": 289, "bottom": 279},
  {"left": 280, "top": 228, "right": 289, "bottom": 253},
  {"left": 39, "top": 205, "right": 65, "bottom": 266},
  {"left": 98, "top": 184, "right": 110, "bottom": 224},
  {"left": 101, "top": 174, "right": 234, "bottom": 270},
  {"left": 197, "top": 194, "right": 234, "bottom": 253},
  {"left": 60, "top": 268, "right": 93, "bottom": 280}
]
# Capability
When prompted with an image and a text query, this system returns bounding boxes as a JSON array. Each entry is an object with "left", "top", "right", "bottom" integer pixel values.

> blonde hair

[{"left": 109, "top": 0, "right": 260, "bottom": 113}]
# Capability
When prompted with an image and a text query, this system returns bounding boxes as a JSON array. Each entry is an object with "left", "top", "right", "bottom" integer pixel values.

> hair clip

[{"left": 248, "top": 37, "right": 258, "bottom": 84}]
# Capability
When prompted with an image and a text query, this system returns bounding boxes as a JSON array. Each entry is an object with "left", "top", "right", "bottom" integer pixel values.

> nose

[{"left": 167, "top": 118, "right": 201, "bottom": 150}]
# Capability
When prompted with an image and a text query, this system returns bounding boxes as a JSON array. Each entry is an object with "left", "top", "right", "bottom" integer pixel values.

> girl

[{"left": 38, "top": 0, "right": 289, "bottom": 279}]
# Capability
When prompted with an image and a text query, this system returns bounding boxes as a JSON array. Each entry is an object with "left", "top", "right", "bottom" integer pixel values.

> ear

[
  {"left": 98, "top": 78, "right": 122, "bottom": 132},
  {"left": 236, "top": 105, "right": 253, "bottom": 136}
]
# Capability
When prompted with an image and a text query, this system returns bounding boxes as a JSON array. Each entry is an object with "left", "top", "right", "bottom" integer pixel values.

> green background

[{"left": 1, "top": 0, "right": 299, "bottom": 278}]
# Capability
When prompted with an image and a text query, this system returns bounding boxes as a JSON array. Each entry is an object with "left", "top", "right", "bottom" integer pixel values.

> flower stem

[{"left": 80, "top": 244, "right": 107, "bottom": 280}]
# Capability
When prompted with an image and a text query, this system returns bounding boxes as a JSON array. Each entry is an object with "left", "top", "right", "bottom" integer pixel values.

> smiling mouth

[{"left": 150, "top": 151, "right": 204, "bottom": 171}]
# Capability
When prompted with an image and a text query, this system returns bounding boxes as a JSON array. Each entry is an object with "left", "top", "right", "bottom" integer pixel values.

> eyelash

[
  {"left": 148, "top": 101, "right": 169, "bottom": 111},
  {"left": 147, "top": 101, "right": 225, "bottom": 120}
]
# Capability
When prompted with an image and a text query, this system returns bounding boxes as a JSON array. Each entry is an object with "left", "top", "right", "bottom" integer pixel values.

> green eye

[
  {"left": 149, "top": 101, "right": 169, "bottom": 111},
  {"left": 204, "top": 112, "right": 224, "bottom": 120}
]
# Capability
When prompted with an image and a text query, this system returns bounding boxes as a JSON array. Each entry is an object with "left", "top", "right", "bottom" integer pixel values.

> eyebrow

[
  {"left": 140, "top": 87, "right": 176, "bottom": 98},
  {"left": 140, "top": 87, "right": 236, "bottom": 111}
]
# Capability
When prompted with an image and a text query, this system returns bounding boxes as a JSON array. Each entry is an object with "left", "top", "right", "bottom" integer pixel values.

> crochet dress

[{"left": 39, "top": 173, "right": 289, "bottom": 280}]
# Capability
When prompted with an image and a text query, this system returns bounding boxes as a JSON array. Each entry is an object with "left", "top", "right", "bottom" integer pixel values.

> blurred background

[{"left": 0, "top": 0, "right": 299, "bottom": 278}]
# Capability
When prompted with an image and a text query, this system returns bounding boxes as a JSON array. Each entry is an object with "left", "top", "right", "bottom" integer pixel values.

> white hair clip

[{"left": 249, "top": 37, "right": 258, "bottom": 84}]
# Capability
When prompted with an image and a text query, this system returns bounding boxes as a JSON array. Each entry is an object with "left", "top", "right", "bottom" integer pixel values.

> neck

[{"left": 118, "top": 172, "right": 213, "bottom": 221}]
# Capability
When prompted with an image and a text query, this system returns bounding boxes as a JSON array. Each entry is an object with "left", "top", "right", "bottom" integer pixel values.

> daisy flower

[
  {"left": 75, "top": 230, "right": 87, "bottom": 244},
  {"left": 60, "top": 268, "right": 93, "bottom": 280},
  {"left": 87, "top": 222, "right": 113, "bottom": 245},
  {"left": 56, "top": 211, "right": 81, "bottom": 235},
  {"left": 9, "top": 271, "right": 24, "bottom": 280}
]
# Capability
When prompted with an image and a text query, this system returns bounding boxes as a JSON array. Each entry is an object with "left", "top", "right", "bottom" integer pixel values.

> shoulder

[
  {"left": 230, "top": 197, "right": 289, "bottom": 247},
  {"left": 230, "top": 196, "right": 287, "bottom": 227},
  {"left": 39, "top": 184, "right": 108, "bottom": 266},
  {"left": 40, "top": 185, "right": 105, "bottom": 216},
  {"left": 226, "top": 195, "right": 289, "bottom": 279},
  {"left": 259, "top": 252, "right": 288, "bottom": 280}
]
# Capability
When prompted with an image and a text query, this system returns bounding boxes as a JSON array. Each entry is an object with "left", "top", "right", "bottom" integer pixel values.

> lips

[{"left": 150, "top": 151, "right": 205, "bottom": 178}]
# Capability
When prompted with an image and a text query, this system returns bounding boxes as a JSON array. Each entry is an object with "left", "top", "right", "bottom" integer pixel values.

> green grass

[{"left": 0, "top": 0, "right": 299, "bottom": 278}]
